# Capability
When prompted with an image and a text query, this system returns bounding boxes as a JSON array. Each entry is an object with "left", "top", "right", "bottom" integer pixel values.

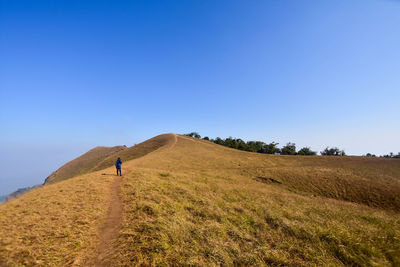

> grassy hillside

[
  {"left": 44, "top": 134, "right": 175, "bottom": 185},
  {"left": 44, "top": 145, "right": 126, "bottom": 184},
  {"left": 132, "top": 135, "right": 400, "bottom": 212},
  {"left": 1, "top": 134, "right": 399, "bottom": 266},
  {"left": 0, "top": 170, "right": 115, "bottom": 265},
  {"left": 91, "top": 133, "right": 176, "bottom": 172}
]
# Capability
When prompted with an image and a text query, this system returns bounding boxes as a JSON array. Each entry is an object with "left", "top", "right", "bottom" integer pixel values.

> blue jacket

[{"left": 115, "top": 159, "right": 122, "bottom": 169}]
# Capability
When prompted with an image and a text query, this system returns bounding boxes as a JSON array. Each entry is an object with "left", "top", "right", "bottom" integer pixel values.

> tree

[
  {"left": 236, "top": 139, "right": 247, "bottom": 150},
  {"left": 224, "top": 137, "right": 236, "bottom": 149},
  {"left": 214, "top": 137, "right": 224, "bottom": 145},
  {"left": 246, "top": 141, "right": 265, "bottom": 153},
  {"left": 321, "top": 147, "right": 346, "bottom": 156},
  {"left": 261, "top": 142, "right": 280, "bottom": 154},
  {"left": 297, "top": 147, "right": 317, "bottom": 156},
  {"left": 281, "top": 142, "right": 297, "bottom": 155},
  {"left": 202, "top": 136, "right": 210, "bottom": 141},
  {"left": 185, "top": 132, "right": 201, "bottom": 138}
]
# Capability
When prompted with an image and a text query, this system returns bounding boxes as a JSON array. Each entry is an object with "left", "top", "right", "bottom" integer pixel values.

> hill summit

[{"left": 1, "top": 133, "right": 399, "bottom": 266}]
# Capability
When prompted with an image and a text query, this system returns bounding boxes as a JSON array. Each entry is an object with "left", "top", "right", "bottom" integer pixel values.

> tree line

[
  {"left": 184, "top": 132, "right": 344, "bottom": 156},
  {"left": 365, "top": 152, "right": 400, "bottom": 158},
  {"left": 184, "top": 132, "right": 399, "bottom": 158}
]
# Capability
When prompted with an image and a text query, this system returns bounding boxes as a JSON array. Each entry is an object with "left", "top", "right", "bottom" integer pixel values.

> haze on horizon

[{"left": 1, "top": 0, "right": 399, "bottom": 195}]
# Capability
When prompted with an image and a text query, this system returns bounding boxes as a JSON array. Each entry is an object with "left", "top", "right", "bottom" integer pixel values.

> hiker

[{"left": 115, "top": 157, "right": 122, "bottom": 176}]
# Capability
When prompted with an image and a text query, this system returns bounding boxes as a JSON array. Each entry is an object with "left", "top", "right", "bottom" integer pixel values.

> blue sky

[{"left": 1, "top": 0, "right": 399, "bottom": 195}]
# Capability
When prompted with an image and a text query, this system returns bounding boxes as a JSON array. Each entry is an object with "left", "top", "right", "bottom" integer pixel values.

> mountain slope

[
  {"left": 1, "top": 134, "right": 399, "bottom": 266},
  {"left": 44, "top": 134, "right": 175, "bottom": 185},
  {"left": 44, "top": 145, "right": 126, "bottom": 184},
  {"left": 131, "top": 135, "right": 400, "bottom": 212},
  {"left": 0, "top": 171, "right": 115, "bottom": 265},
  {"left": 91, "top": 133, "right": 176, "bottom": 172}
]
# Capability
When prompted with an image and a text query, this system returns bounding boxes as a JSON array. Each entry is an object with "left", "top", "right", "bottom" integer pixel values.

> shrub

[
  {"left": 281, "top": 143, "right": 297, "bottom": 155},
  {"left": 184, "top": 132, "right": 201, "bottom": 138},
  {"left": 297, "top": 147, "right": 317, "bottom": 156},
  {"left": 321, "top": 147, "right": 346, "bottom": 156}
]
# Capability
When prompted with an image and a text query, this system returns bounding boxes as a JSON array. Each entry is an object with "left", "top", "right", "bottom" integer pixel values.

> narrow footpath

[{"left": 93, "top": 174, "right": 123, "bottom": 266}]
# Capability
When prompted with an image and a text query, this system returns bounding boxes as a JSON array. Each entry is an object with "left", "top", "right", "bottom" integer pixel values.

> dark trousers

[{"left": 116, "top": 167, "right": 121, "bottom": 176}]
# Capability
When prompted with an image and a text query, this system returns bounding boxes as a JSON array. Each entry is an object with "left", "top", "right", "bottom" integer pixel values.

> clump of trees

[
  {"left": 297, "top": 147, "right": 317, "bottom": 156},
  {"left": 281, "top": 142, "right": 297, "bottom": 155},
  {"left": 381, "top": 152, "right": 400, "bottom": 158},
  {"left": 184, "top": 133, "right": 319, "bottom": 156},
  {"left": 184, "top": 132, "right": 201, "bottom": 138},
  {"left": 364, "top": 152, "right": 400, "bottom": 158},
  {"left": 260, "top": 142, "right": 281, "bottom": 154},
  {"left": 320, "top": 147, "right": 346, "bottom": 156}
]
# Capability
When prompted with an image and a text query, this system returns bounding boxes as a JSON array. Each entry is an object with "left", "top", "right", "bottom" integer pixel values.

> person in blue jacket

[{"left": 115, "top": 157, "right": 122, "bottom": 176}]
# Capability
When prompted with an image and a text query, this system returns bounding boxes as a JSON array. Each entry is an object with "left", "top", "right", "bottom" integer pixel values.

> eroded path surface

[{"left": 92, "top": 174, "right": 123, "bottom": 266}]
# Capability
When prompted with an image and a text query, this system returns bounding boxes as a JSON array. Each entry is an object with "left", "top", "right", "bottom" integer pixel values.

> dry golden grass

[
  {"left": 1, "top": 134, "right": 400, "bottom": 266},
  {"left": 45, "top": 134, "right": 174, "bottom": 185},
  {"left": 134, "top": 136, "right": 400, "bottom": 212},
  {"left": 91, "top": 133, "right": 175, "bottom": 172},
  {"left": 107, "top": 135, "right": 400, "bottom": 266},
  {"left": 45, "top": 146, "right": 126, "bottom": 184},
  {"left": 113, "top": 169, "right": 400, "bottom": 266},
  {"left": 0, "top": 170, "right": 115, "bottom": 265}
]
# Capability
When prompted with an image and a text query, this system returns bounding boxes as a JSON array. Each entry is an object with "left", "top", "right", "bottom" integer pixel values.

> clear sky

[{"left": 1, "top": 0, "right": 399, "bottom": 195}]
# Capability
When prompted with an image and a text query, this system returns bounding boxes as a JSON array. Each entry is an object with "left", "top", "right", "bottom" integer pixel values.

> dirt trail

[
  {"left": 75, "top": 137, "right": 177, "bottom": 265},
  {"left": 169, "top": 134, "right": 178, "bottom": 150},
  {"left": 92, "top": 174, "right": 123, "bottom": 266}
]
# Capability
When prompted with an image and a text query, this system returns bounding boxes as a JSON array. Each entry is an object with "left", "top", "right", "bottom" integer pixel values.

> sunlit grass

[
  {"left": 1, "top": 134, "right": 399, "bottom": 265},
  {"left": 113, "top": 167, "right": 400, "bottom": 266},
  {"left": 0, "top": 171, "right": 114, "bottom": 265}
]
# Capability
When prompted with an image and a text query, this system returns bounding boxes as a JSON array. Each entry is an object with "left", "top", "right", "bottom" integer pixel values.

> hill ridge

[{"left": 45, "top": 133, "right": 176, "bottom": 185}]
